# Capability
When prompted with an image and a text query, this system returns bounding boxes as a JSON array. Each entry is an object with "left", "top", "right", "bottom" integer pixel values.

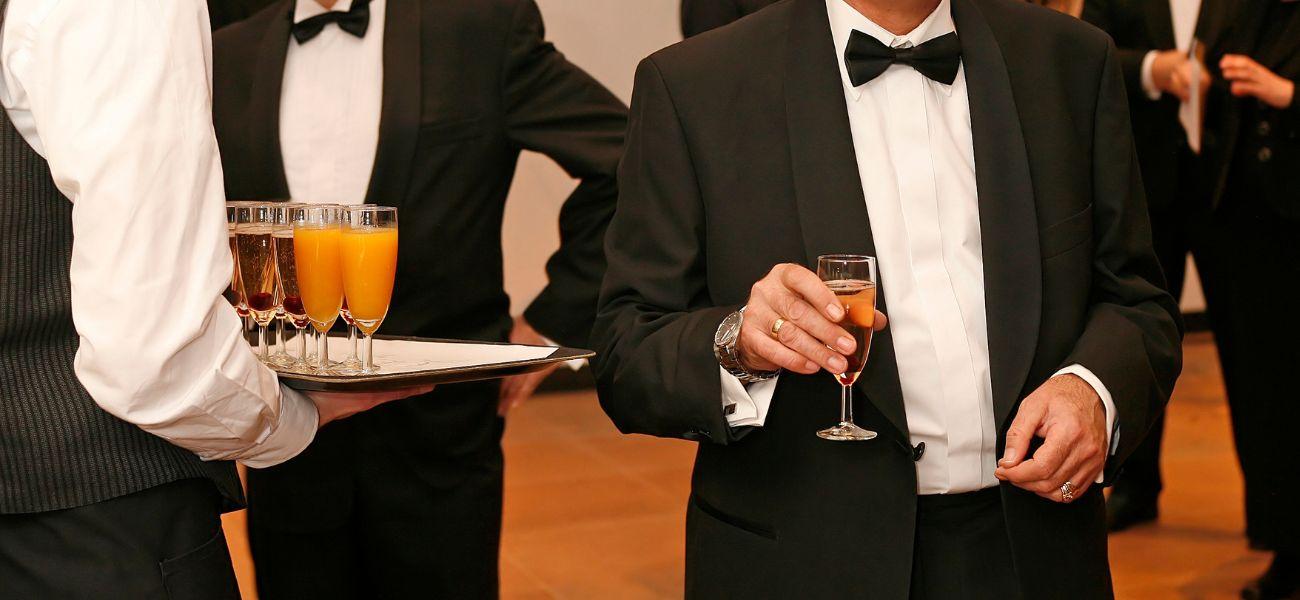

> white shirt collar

[
  {"left": 294, "top": 0, "right": 358, "bottom": 24},
  {"left": 825, "top": 0, "right": 957, "bottom": 100}
]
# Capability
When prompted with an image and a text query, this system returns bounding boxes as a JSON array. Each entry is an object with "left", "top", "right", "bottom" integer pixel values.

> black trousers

[
  {"left": 1195, "top": 198, "right": 1300, "bottom": 554},
  {"left": 910, "top": 488, "right": 1022, "bottom": 600},
  {"left": 0, "top": 478, "right": 239, "bottom": 600},
  {"left": 247, "top": 382, "right": 505, "bottom": 600}
]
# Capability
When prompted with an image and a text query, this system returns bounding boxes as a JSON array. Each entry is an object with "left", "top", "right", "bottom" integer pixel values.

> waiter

[
  {"left": 1081, "top": 0, "right": 1212, "bottom": 532},
  {"left": 0, "top": 1, "right": 420, "bottom": 597},
  {"left": 1198, "top": 1, "right": 1299, "bottom": 597},
  {"left": 212, "top": 0, "right": 626, "bottom": 597}
]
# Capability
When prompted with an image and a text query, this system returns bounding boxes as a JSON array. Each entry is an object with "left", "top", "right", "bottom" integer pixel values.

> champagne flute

[
  {"left": 338, "top": 299, "right": 363, "bottom": 371},
  {"left": 274, "top": 204, "right": 310, "bottom": 368},
  {"left": 816, "top": 254, "right": 878, "bottom": 442},
  {"left": 293, "top": 205, "right": 345, "bottom": 373},
  {"left": 341, "top": 206, "right": 398, "bottom": 374},
  {"left": 235, "top": 204, "right": 282, "bottom": 362},
  {"left": 225, "top": 202, "right": 257, "bottom": 320}
]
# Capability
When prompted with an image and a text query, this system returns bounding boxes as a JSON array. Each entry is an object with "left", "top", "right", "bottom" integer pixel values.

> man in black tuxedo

[
  {"left": 1197, "top": 1, "right": 1300, "bottom": 597},
  {"left": 594, "top": 0, "right": 1182, "bottom": 597},
  {"left": 1081, "top": 0, "right": 1212, "bottom": 532},
  {"left": 212, "top": 1, "right": 626, "bottom": 597},
  {"left": 681, "top": 0, "right": 781, "bottom": 36}
]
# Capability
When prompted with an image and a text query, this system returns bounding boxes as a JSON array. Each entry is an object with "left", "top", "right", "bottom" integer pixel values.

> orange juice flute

[{"left": 340, "top": 227, "right": 398, "bottom": 335}]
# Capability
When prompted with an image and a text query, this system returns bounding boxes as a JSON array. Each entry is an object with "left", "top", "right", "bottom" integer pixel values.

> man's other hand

[
  {"left": 995, "top": 374, "right": 1107, "bottom": 503},
  {"left": 498, "top": 317, "right": 561, "bottom": 416}
]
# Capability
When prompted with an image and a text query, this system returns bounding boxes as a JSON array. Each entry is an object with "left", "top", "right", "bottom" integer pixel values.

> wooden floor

[{"left": 223, "top": 332, "right": 1271, "bottom": 599}]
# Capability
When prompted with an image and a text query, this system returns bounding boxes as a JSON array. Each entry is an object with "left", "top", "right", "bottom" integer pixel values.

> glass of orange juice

[
  {"left": 291, "top": 204, "right": 345, "bottom": 373},
  {"left": 341, "top": 206, "right": 398, "bottom": 374}
]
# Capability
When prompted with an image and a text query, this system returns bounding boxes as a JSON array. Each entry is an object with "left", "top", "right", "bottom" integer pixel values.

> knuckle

[{"left": 787, "top": 300, "right": 809, "bottom": 320}]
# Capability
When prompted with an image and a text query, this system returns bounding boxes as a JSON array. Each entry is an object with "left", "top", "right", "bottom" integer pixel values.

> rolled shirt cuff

[
  {"left": 1054, "top": 364, "right": 1117, "bottom": 485},
  {"left": 1140, "top": 50, "right": 1162, "bottom": 101}
]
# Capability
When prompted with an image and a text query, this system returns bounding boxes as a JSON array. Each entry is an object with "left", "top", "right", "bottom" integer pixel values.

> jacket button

[
  {"left": 1259, "top": 147, "right": 1273, "bottom": 163},
  {"left": 1258, "top": 121, "right": 1271, "bottom": 136}
]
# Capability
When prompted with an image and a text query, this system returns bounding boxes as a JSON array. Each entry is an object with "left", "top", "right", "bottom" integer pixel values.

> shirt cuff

[
  {"left": 541, "top": 335, "right": 586, "bottom": 372},
  {"left": 1140, "top": 50, "right": 1162, "bottom": 101},
  {"left": 1054, "top": 364, "right": 1117, "bottom": 485},
  {"left": 237, "top": 385, "right": 318, "bottom": 469},
  {"left": 721, "top": 367, "right": 778, "bottom": 428}
]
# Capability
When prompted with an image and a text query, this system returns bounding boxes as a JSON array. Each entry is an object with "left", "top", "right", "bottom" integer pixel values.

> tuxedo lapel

[
  {"left": 952, "top": 0, "right": 1041, "bottom": 429},
  {"left": 784, "top": 0, "right": 909, "bottom": 441},
  {"left": 1258, "top": 5, "right": 1300, "bottom": 69},
  {"left": 363, "top": 0, "right": 422, "bottom": 205},
  {"left": 243, "top": 0, "right": 293, "bottom": 198}
]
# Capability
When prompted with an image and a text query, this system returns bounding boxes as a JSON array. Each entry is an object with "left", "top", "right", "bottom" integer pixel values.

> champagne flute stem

[
  {"left": 315, "top": 330, "right": 330, "bottom": 371},
  {"left": 841, "top": 384, "right": 851, "bottom": 424},
  {"left": 348, "top": 324, "right": 359, "bottom": 360},
  {"left": 276, "top": 318, "right": 286, "bottom": 356},
  {"left": 297, "top": 327, "right": 307, "bottom": 363},
  {"left": 257, "top": 325, "right": 269, "bottom": 360},
  {"left": 363, "top": 334, "right": 375, "bottom": 373}
]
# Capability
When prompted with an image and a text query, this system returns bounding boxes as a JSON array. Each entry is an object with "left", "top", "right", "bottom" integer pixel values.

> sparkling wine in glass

[
  {"left": 275, "top": 204, "right": 310, "bottom": 368},
  {"left": 293, "top": 205, "right": 345, "bottom": 373},
  {"left": 816, "top": 254, "right": 878, "bottom": 442},
  {"left": 225, "top": 202, "right": 257, "bottom": 319},
  {"left": 341, "top": 206, "right": 398, "bottom": 374},
  {"left": 235, "top": 204, "right": 281, "bottom": 361}
]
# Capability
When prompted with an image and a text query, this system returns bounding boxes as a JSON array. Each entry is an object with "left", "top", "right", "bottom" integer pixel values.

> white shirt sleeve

[
  {"left": 1139, "top": 50, "right": 1163, "bottom": 101},
  {"left": 1, "top": 0, "right": 316, "bottom": 468},
  {"left": 1054, "top": 364, "right": 1117, "bottom": 484},
  {"left": 721, "top": 368, "right": 779, "bottom": 428}
]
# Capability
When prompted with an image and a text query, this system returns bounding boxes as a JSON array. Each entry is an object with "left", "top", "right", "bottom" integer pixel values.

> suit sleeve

[
  {"left": 590, "top": 57, "right": 739, "bottom": 444},
  {"left": 500, "top": 0, "right": 628, "bottom": 349},
  {"left": 1080, "top": 0, "right": 1152, "bottom": 96},
  {"left": 681, "top": 0, "right": 743, "bottom": 38},
  {"left": 1064, "top": 39, "right": 1184, "bottom": 483}
]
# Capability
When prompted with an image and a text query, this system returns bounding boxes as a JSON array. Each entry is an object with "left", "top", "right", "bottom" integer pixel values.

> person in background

[
  {"left": 1081, "top": 0, "right": 1213, "bottom": 533},
  {"left": 0, "top": 1, "right": 421, "bottom": 597},
  {"left": 1198, "top": 1, "right": 1300, "bottom": 597},
  {"left": 594, "top": 0, "right": 1182, "bottom": 596},
  {"left": 681, "top": 0, "right": 780, "bottom": 37},
  {"left": 209, "top": 0, "right": 278, "bottom": 29},
  {"left": 212, "top": 0, "right": 627, "bottom": 597},
  {"left": 1026, "top": 0, "right": 1081, "bottom": 17}
]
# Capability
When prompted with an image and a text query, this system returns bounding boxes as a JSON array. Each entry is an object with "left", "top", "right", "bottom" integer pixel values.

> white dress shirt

[
  {"left": 723, "top": 0, "right": 1115, "bottom": 494},
  {"left": 1138, "top": 0, "right": 1203, "bottom": 147},
  {"left": 280, "top": 0, "right": 385, "bottom": 206},
  {"left": 0, "top": 0, "right": 316, "bottom": 468}
]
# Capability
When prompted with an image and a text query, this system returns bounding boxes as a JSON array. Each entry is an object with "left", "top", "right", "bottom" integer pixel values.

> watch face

[{"left": 716, "top": 311, "right": 744, "bottom": 346}]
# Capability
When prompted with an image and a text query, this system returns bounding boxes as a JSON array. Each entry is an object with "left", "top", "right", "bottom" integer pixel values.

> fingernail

[
  {"left": 827, "top": 303, "right": 844, "bottom": 321},
  {"left": 837, "top": 337, "right": 855, "bottom": 353},
  {"left": 804, "top": 361, "right": 819, "bottom": 372},
  {"left": 1001, "top": 450, "right": 1017, "bottom": 464},
  {"left": 830, "top": 356, "right": 847, "bottom": 372}
]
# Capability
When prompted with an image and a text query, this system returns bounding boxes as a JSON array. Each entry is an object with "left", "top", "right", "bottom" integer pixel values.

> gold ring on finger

[{"left": 770, "top": 318, "right": 787, "bottom": 339}]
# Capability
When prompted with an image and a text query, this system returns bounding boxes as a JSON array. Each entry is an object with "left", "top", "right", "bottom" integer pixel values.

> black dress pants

[
  {"left": 0, "top": 478, "right": 239, "bottom": 600},
  {"left": 1196, "top": 198, "right": 1300, "bottom": 554},
  {"left": 247, "top": 382, "right": 505, "bottom": 600},
  {"left": 910, "top": 488, "right": 1022, "bottom": 600}
]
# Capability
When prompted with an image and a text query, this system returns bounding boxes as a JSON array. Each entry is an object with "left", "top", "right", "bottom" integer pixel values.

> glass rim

[
  {"left": 817, "top": 253, "right": 875, "bottom": 263},
  {"left": 344, "top": 205, "right": 398, "bottom": 213}
]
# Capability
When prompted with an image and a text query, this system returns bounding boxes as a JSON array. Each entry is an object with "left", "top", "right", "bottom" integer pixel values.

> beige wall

[
  {"left": 501, "top": 0, "right": 681, "bottom": 315},
  {"left": 501, "top": 1, "right": 1205, "bottom": 315}
]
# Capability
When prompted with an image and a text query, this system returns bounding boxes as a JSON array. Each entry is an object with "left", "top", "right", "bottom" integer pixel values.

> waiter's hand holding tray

[{"left": 274, "top": 334, "right": 594, "bottom": 392}]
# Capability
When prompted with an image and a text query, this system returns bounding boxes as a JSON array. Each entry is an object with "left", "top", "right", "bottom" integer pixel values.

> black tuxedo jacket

[
  {"left": 213, "top": 0, "right": 626, "bottom": 351},
  {"left": 1200, "top": 0, "right": 1300, "bottom": 217},
  {"left": 681, "top": 0, "right": 782, "bottom": 37},
  {"left": 593, "top": 0, "right": 1182, "bottom": 597},
  {"left": 1082, "top": 0, "right": 1213, "bottom": 213}
]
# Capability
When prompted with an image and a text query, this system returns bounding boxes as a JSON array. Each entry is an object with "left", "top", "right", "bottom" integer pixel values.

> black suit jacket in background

[
  {"left": 1081, "top": 0, "right": 1212, "bottom": 213},
  {"left": 208, "top": 0, "right": 277, "bottom": 30},
  {"left": 1200, "top": 0, "right": 1300, "bottom": 217},
  {"left": 212, "top": 0, "right": 626, "bottom": 525},
  {"left": 594, "top": 0, "right": 1182, "bottom": 597},
  {"left": 681, "top": 0, "right": 781, "bottom": 37}
]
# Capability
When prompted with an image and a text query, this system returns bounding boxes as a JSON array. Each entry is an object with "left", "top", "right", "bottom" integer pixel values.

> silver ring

[{"left": 1060, "top": 481, "right": 1076, "bottom": 503}]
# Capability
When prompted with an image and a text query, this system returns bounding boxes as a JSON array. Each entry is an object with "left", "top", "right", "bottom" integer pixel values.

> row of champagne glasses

[{"left": 225, "top": 202, "right": 398, "bottom": 374}]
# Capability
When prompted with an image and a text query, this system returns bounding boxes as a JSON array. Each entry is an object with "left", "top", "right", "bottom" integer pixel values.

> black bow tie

[
  {"left": 291, "top": 0, "right": 371, "bottom": 44},
  {"left": 844, "top": 30, "right": 962, "bottom": 86}
]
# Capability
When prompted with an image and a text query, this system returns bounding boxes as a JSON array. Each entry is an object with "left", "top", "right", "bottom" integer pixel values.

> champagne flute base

[{"left": 816, "top": 422, "right": 877, "bottom": 442}]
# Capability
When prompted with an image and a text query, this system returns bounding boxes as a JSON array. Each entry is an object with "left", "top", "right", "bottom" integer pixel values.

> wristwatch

[{"left": 714, "top": 307, "right": 779, "bottom": 383}]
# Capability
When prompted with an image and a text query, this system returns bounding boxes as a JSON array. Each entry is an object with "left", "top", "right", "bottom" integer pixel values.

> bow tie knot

[
  {"left": 844, "top": 30, "right": 963, "bottom": 87},
  {"left": 292, "top": 0, "right": 372, "bottom": 44}
]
